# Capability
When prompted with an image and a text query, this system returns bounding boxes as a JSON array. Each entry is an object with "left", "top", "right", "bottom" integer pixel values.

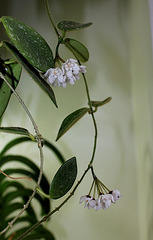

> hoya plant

[{"left": 0, "top": 1, "right": 121, "bottom": 239}]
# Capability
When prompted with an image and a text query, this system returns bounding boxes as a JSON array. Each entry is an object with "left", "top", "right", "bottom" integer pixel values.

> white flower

[
  {"left": 93, "top": 200, "right": 102, "bottom": 211},
  {"left": 42, "top": 58, "right": 86, "bottom": 88},
  {"left": 79, "top": 195, "right": 96, "bottom": 209},
  {"left": 111, "top": 190, "right": 122, "bottom": 202},
  {"left": 43, "top": 67, "right": 66, "bottom": 87},
  {"left": 62, "top": 58, "right": 86, "bottom": 85},
  {"left": 98, "top": 194, "right": 113, "bottom": 210}
]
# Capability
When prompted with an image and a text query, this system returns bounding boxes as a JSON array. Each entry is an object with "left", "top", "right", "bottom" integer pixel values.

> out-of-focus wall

[{"left": 0, "top": 0, "right": 152, "bottom": 240}]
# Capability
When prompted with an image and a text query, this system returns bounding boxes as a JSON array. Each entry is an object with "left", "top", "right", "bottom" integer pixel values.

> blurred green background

[{"left": 0, "top": 0, "right": 153, "bottom": 240}]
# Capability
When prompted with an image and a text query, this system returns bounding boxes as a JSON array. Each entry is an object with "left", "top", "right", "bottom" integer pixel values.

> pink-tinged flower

[
  {"left": 62, "top": 58, "right": 86, "bottom": 85},
  {"left": 43, "top": 67, "right": 66, "bottom": 87},
  {"left": 93, "top": 200, "right": 102, "bottom": 211},
  {"left": 79, "top": 195, "right": 96, "bottom": 209},
  {"left": 98, "top": 194, "right": 113, "bottom": 210},
  {"left": 111, "top": 190, "right": 122, "bottom": 202},
  {"left": 42, "top": 58, "right": 86, "bottom": 88}
]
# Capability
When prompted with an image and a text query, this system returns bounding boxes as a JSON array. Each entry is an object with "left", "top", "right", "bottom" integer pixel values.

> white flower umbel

[
  {"left": 79, "top": 167, "right": 122, "bottom": 211},
  {"left": 42, "top": 58, "right": 86, "bottom": 88},
  {"left": 79, "top": 195, "right": 96, "bottom": 209},
  {"left": 62, "top": 58, "right": 86, "bottom": 85}
]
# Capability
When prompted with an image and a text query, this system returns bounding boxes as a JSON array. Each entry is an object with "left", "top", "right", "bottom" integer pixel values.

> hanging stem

[
  {"left": 0, "top": 75, "right": 44, "bottom": 236},
  {"left": 44, "top": 0, "right": 61, "bottom": 38},
  {"left": 63, "top": 41, "right": 98, "bottom": 167}
]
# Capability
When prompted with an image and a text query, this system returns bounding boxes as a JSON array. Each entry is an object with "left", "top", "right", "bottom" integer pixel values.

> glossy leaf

[
  {"left": 0, "top": 60, "right": 21, "bottom": 118},
  {"left": 57, "top": 20, "right": 92, "bottom": 31},
  {"left": 1, "top": 16, "right": 54, "bottom": 72},
  {"left": 49, "top": 157, "right": 77, "bottom": 199},
  {"left": 2, "top": 41, "right": 57, "bottom": 107},
  {"left": 64, "top": 38, "right": 89, "bottom": 62},
  {"left": 56, "top": 107, "right": 89, "bottom": 141},
  {"left": 0, "top": 126, "right": 35, "bottom": 140},
  {"left": 90, "top": 97, "right": 112, "bottom": 107}
]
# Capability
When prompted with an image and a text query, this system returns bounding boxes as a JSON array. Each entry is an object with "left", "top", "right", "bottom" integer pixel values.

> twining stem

[
  {"left": 63, "top": 42, "right": 98, "bottom": 167},
  {"left": 0, "top": 75, "right": 44, "bottom": 236},
  {"left": 82, "top": 73, "right": 98, "bottom": 166},
  {"left": 16, "top": 5, "right": 98, "bottom": 239},
  {"left": 16, "top": 63, "right": 98, "bottom": 240},
  {"left": 44, "top": 0, "right": 60, "bottom": 38}
]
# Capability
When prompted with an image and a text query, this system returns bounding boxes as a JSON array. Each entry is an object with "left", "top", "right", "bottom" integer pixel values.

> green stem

[
  {"left": 63, "top": 41, "right": 98, "bottom": 166},
  {"left": 44, "top": 0, "right": 60, "bottom": 38},
  {"left": 82, "top": 73, "right": 98, "bottom": 166},
  {"left": 36, "top": 187, "right": 50, "bottom": 199}
]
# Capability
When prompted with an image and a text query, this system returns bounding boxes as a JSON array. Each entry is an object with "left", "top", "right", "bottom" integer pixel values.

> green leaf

[
  {"left": 90, "top": 97, "right": 112, "bottom": 107},
  {"left": 0, "top": 126, "right": 35, "bottom": 140},
  {"left": 64, "top": 38, "right": 89, "bottom": 62},
  {"left": 0, "top": 59, "right": 22, "bottom": 118},
  {"left": 49, "top": 157, "right": 77, "bottom": 199},
  {"left": 57, "top": 20, "right": 92, "bottom": 31},
  {"left": 56, "top": 107, "right": 89, "bottom": 141},
  {"left": 1, "top": 16, "right": 54, "bottom": 72},
  {"left": 0, "top": 136, "right": 65, "bottom": 164},
  {"left": 2, "top": 41, "right": 57, "bottom": 107}
]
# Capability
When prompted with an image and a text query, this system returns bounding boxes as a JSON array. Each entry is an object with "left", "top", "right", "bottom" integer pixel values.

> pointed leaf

[
  {"left": 1, "top": 16, "right": 54, "bottom": 72},
  {"left": 49, "top": 157, "right": 77, "bottom": 199},
  {"left": 64, "top": 38, "right": 89, "bottom": 62},
  {"left": 0, "top": 126, "right": 35, "bottom": 139},
  {"left": 2, "top": 41, "right": 57, "bottom": 107},
  {"left": 56, "top": 107, "right": 89, "bottom": 141},
  {"left": 90, "top": 97, "right": 112, "bottom": 107},
  {"left": 57, "top": 20, "right": 92, "bottom": 31},
  {"left": 0, "top": 59, "right": 21, "bottom": 118}
]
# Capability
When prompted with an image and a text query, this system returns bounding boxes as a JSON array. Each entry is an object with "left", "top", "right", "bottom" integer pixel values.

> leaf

[
  {"left": 90, "top": 97, "right": 112, "bottom": 107},
  {"left": 56, "top": 107, "right": 89, "bottom": 141},
  {"left": 3, "top": 41, "right": 57, "bottom": 107},
  {"left": 64, "top": 38, "right": 89, "bottom": 62},
  {"left": 0, "top": 126, "right": 35, "bottom": 139},
  {"left": 49, "top": 157, "right": 77, "bottom": 199},
  {"left": 1, "top": 16, "right": 54, "bottom": 72},
  {"left": 0, "top": 136, "right": 65, "bottom": 164},
  {"left": 0, "top": 60, "right": 22, "bottom": 118},
  {"left": 57, "top": 20, "right": 92, "bottom": 31}
]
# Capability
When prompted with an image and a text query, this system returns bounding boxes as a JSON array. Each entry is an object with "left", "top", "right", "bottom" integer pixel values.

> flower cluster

[
  {"left": 79, "top": 168, "right": 122, "bottom": 211},
  {"left": 43, "top": 58, "right": 86, "bottom": 88},
  {"left": 80, "top": 190, "right": 122, "bottom": 211}
]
